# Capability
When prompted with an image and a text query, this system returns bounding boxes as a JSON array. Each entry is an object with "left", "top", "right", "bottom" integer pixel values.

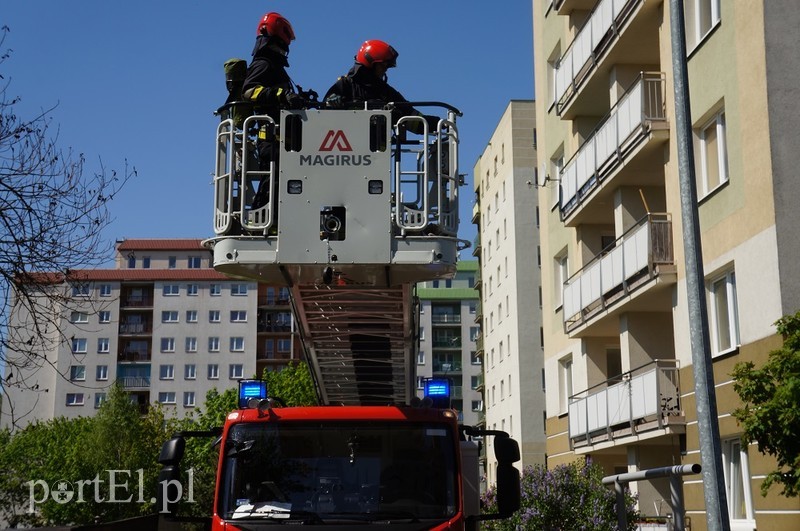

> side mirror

[
  {"left": 158, "top": 436, "right": 185, "bottom": 466},
  {"left": 495, "top": 463, "right": 521, "bottom": 516},
  {"left": 157, "top": 437, "right": 185, "bottom": 517},
  {"left": 494, "top": 436, "right": 520, "bottom": 464}
]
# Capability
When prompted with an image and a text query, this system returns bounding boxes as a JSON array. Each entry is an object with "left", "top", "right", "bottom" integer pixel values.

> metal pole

[
  {"left": 671, "top": 475, "right": 685, "bottom": 531},
  {"left": 668, "top": 1, "right": 731, "bottom": 530},
  {"left": 615, "top": 480, "right": 628, "bottom": 531}
]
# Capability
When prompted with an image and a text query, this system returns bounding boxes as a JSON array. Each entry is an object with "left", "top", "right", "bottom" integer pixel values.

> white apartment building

[
  {"left": 1, "top": 239, "right": 301, "bottom": 429},
  {"left": 472, "top": 100, "right": 546, "bottom": 484}
]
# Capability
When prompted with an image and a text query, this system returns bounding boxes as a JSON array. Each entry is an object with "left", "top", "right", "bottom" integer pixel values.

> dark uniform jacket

[{"left": 243, "top": 35, "right": 294, "bottom": 119}]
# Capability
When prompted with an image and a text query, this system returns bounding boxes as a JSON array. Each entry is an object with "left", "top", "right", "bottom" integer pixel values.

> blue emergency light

[
  {"left": 424, "top": 378, "right": 452, "bottom": 408},
  {"left": 238, "top": 380, "right": 267, "bottom": 408}
]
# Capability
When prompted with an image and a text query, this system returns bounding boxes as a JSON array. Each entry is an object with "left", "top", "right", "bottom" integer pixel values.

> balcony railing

[
  {"left": 432, "top": 338, "right": 462, "bottom": 348},
  {"left": 118, "top": 350, "right": 151, "bottom": 363},
  {"left": 472, "top": 235, "right": 481, "bottom": 257},
  {"left": 117, "top": 376, "right": 151, "bottom": 389},
  {"left": 563, "top": 213, "right": 673, "bottom": 332},
  {"left": 257, "top": 323, "right": 293, "bottom": 333},
  {"left": 119, "top": 323, "right": 152, "bottom": 334},
  {"left": 433, "top": 359, "right": 463, "bottom": 373},
  {"left": 432, "top": 314, "right": 461, "bottom": 324},
  {"left": 568, "top": 359, "right": 682, "bottom": 448},
  {"left": 554, "top": 0, "right": 643, "bottom": 115},
  {"left": 119, "top": 296, "right": 153, "bottom": 308},
  {"left": 560, "top": 72, "right": 667, "bottom": 218}
]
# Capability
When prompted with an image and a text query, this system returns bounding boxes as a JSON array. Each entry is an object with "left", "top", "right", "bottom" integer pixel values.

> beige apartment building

[
  {"left": 533, "top": 0, "right": 800, "bottom": 529},
  {"left": 1, "top": 239, "right": 302, "bottom": 429},
  {"left": 472, "top": 100, "right": 546, "bottom": 485}
]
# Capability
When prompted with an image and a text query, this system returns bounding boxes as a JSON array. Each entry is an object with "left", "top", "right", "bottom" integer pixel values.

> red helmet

[
  {"left": 355, "top": 40, "right": 398, "bottom": 68},
  {"left": 256, "top": 12, "right": 295, "bottom": 46}
]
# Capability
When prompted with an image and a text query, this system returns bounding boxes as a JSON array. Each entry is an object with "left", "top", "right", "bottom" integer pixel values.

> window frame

[
  {"left": 696, "top": 109, "right": 729, "bottom": 199},
  {"left": 722, "top": 437, "right": 755, "bottom": 527},
  {"left": 66, "top": 393, "right": 85, "bottom": 406},
  {"left": 708, "top": 269, "right": 739, "bottom": 356},
  {"left": 69, "top": 365, "right": 86, "bottom": 382}
]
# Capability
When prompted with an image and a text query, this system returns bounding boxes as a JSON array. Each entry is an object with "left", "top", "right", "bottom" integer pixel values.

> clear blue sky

[{"left": 4, "top": 1, "right": 533, "bottom": 248}]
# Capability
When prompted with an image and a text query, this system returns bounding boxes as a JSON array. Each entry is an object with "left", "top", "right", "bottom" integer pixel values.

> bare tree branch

[{"left": 0, "top": 27, "right": 135, "bottom": 427}]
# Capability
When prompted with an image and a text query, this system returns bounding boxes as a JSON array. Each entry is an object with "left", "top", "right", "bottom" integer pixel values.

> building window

[
  {"left": 97, "top": 338, "right": 110, "bottom": 353},
  {"left": 161, "top": 337, "right": 175, "bottom": 353},
  {"left": 208, "top": 337, "right": 220, "bottom": 352},
  {"left": 230, "top": 310, "right": 247, "bottom": 323},
  {"left": 168, "top": 256, "right": 177, "bottom": 269},
  {"left": 416, "top": 377, "right": 425, "bottom": 390},
  {"left": 159, "top": 364, "right": 174, "bottom": 380},
  {"left": 69, "top": 365, "right": 86, "bottom": 381},
  {"left": 184, "top": 364, "right": 197, "bottom": 380},
  {"left": 230, "top": 337, "right": 245, "bottom": 352},
  {"left": 162, "top": 311, "right": 179, "bottom": 323},
  {"left": 709, "top": 269, "right": 739, "bottom": 355},
  {"left": 98, "top": 311, "right": 111, "bottom": 323},
  {"left": 558, "top": 356, "right": 574, "bottom": 415},
  {"left": 469, "top": 327, "right": 480, "bottom": 342},
  {"left": 70, "top": 312, "right": 89, "bottom": 324},
  {"left": 471, "top": 375, "right": 480, "bottom": 389},
  {"left": 208, "top": 364, "right": 219, "bottom": 380},
  {"left": 723, "top": 438, "right": 755, "bottom": 525},
  {"left": 471, "top": 400, "right": 482, "bottom": 412},
  {"left": 685, "top": 0, "right": 721, "bottom": 50},
  {"left": 554, "top": 250, "right": 569, "bottom": 310},
  {"left": 99, "top": 284, "right": 112, "bottom": 297},
  {"left": 471, "top": 351, "right": 481, "bottom": 365},
  {"left": 419, "top": 327, "right": 425, "bottom": 341},
  {"left": 163, "top": 284, "right": 179, "bottom": 296},
  {"left": 696, "top": 110, "right": 728, "bottom": 198},
  {"left": 186, "top": 310, "right": 198, "bottom": 323},
  {"left": 231, "top": 284, "right": 248, "bottom": 296},
  {"left": 185, "top": 337, "right": 197, "bottom": 353},
  {"left": 183, "top": 392, "right": 196, "bottom": 408},
  {"left": 158, "top": 392, "right": 176, "bottom": 405},
  {"left": 417, "top": 351, "right": 425, "bottom": 365},
  {"left": 278, "top": 339, "right": 291, "bottom": 352},
  {"left": 187, "top": 284, "right": 198, "bottom": 296},
  {"left": 550, "top": 154, "right": 563, "bottom": 207},
  {"left": 229, "top": 364, "right": 244, "bottom": 379},
  {"left": 96, "top": 365, "right": 108, "bottom": 381},
  {"left": 71, "top": 338, "right": 87, "bottom": 353},
  {"left": 94, "top": 393, "right": 107, "bottom": 409},
  {"left": 142, "top": 256, "right": 151, "bottom": 269},
  {"left": 209, "top": 310, "right": 221, "bottom": 323},
  {"left": 188, "top": 256, "right": 202, "bottom": 269},
  {"left": 210, "top": 284, "right": 221, "bottom": 296},
  {"left": 127, "top": 255, "right": 136, "bottom": 269},
  {"left": 468, "top": 301, "right": 477, "bottom": 314},
  {"left": 66, "top": 393, "right": 84, "bottom": 406},
  {"left": 72, "top": 283, "right": 90, "bottom": 297}
]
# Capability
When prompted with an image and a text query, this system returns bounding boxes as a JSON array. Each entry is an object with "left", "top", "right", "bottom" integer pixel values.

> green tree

[
  {"left": 262, "top": 361, "right": 318, "bottom": 406},
  {"left": 481, "top": 460, "right": 638, "bottom": 531},
  {"left": 732, "top": 311, "right": 800, "bottom": 497}
]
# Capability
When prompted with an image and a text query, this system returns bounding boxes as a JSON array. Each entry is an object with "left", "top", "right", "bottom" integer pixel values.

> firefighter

[
  {"left": 324, "top": 40, "right": 437, "bottom": 132},
  {"left": 242, "top": 12, "right": 304, "bottom": 215}
]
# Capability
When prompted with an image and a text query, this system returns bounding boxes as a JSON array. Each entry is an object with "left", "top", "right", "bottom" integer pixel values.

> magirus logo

[{"left": 300, "top": 130, "right": 372, "bottom": 166}]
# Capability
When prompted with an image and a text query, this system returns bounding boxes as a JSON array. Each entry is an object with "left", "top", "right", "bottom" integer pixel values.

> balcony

[
  {"left": 474, "top": 335, "right": 484, "bottom": 356},
  {"left": 471, "top": 235, "right": 481, "bottom": 258},
  {"left": 568, "top": 359, "right": 684, "bottom": 450},
  {"left": 433, "top": 359, "right": 462, "bottom": 373},
  {"left": 552, "top": 0, "right": 597, "bottom": 16},
  {"left": 118, "top": 349, "right": 151, "bottom": 363},
  {"left": 563, "top": 213, "right": 675, "bottom": 335},
  {"left": 560, "top": 72, "right": 668, "bottom": 225},
  {"left": 119, "top": 295, "right": 153, "bottom": 308},
  {"left": 431, "top": 313, "right": 461, "bottom": 325},
  {"left": 118, "top": 322, "right": 152, "bottom": 335},
  {"left": 471, "top": 201, "right": 480, "bottom": 224},
  {"left": 117, "top": 376, "right": 151, "bottom": 389},
  {"left": 432, "top": 338, "right": 462, "bottom": 349},
  {"left": 554, "top": 0, "right": 660, "bottom": 119},
  {"left": 257, "top": 322, "right": 293, "bottom": 333}
]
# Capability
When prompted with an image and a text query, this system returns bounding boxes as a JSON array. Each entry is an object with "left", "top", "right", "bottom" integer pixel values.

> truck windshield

[{"left": 219, "top": 421, "right": 458, "bottom": 522}]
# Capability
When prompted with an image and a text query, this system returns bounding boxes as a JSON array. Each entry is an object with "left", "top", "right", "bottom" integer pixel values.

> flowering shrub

[{"left": 481, "top": 460, "right": 638, "bottom": 530}]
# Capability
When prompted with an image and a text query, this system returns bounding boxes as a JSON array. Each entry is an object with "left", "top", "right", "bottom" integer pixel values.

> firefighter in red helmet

[
  {"left": 324, "top": 40, "right": 437, "bottom": 132},
  {"left": 243, "top": 12, "right": 305, "bottom": 113}
]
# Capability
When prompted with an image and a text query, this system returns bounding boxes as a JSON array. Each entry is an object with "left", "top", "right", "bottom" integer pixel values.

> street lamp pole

[{"left": 668, "top": 1, "right": 731, "bottom": 530}]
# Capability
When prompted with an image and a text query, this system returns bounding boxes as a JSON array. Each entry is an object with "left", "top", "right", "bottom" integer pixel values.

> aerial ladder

[{"left": 204, "top": 102, "right": 467, "bottom": 406}]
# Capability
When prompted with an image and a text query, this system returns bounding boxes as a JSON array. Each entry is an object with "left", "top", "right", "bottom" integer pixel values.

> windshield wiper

[
  {"left": 232, "top": 506, "right": 324, "bottom": 524},
  {"left": 327, "top": 510, "right": 420, "bottom": 523}
]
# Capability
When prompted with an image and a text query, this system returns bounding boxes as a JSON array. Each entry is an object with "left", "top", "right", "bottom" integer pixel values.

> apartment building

[
  {"left": 533, "top": 0, "right": 800, "bottom": 528},
  {"left": 1, "top": 239, "right": 301, "bottom": 429},
  {"left": 472, "top": 100, "right": 546, "bottom": 485},
  {"left": 416, "top": 260, "right": 483, "bottom": 427}
]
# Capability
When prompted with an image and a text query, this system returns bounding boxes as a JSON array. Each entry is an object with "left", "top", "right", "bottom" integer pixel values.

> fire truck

[{"left": 157, "top": 100, "right": 521, "bottom": 529}]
